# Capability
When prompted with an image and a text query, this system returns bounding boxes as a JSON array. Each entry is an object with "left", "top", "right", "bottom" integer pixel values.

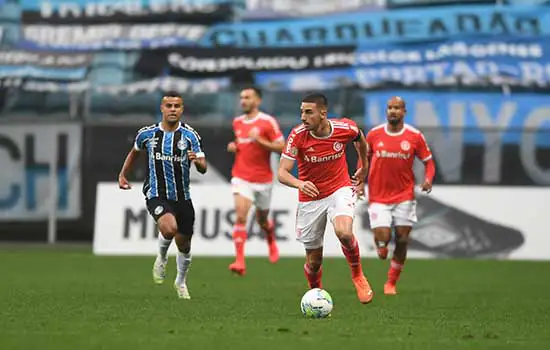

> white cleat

[
  {"left": 174, "top": 282, "right": 191, "bottom": 300},
  {"left": 152, "top": 256, "right": 167, "bottom": 285}
]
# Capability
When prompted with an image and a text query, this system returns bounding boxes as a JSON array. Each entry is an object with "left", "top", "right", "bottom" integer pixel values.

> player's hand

[
  {"left": 299, "top": 181, "right": 319, "bottom": 198},
  {"left": 420, "top": 180, "right": 432, "bottom": 194},
  {"left": 187, "top": 150, "right": 198, "bottom": 162},
  {"left": 227, "top": 142, "right": 237, "bottom": 153},
  {"left": 118, "top": 174, "right": 131, "bottom": 190},
  {"left": 351, "top": 167, "right": 367, "bottom": 186},
  {"left": 355, "top": 182, "right": 366, "bottom": 200}
]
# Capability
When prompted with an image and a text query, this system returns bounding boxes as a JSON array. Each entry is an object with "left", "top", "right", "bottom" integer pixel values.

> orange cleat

[
  {"left": 229, "top": 261, "right": 246, "bottom": 276},
  {"left": 352, "top": 276, "right": 374, "bottom": 304},
  {"left": 377, "top": 247, "right": 388, "bottom": 260},
  {"left": 384, "top": 282, "right": 397, "bottom": 295},
  {"left": 268, "top": 242, "right": 279, "bottom": 264}
]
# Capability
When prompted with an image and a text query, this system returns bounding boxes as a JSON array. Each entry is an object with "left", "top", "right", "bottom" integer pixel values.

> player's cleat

[
  {"left": 229, "top": 261, "right": 246, "bottom": 276},
  {"left": 377, "top": 246, "right": 389, "bottom": 260},
  {"left": 174, "top": 282, "right": 191, "bottom": 299},
  {"left": 152, "top": 256, "right": 167, "bottom": 285},
  {"left": 384, "top": 282, "right": 397, "bottom": 295},
  {"left": 268, "top": 242, "right": 279, "bottom": 264},
  {"left": 352, "top": 276, "right": 374, "bottom": 304}
]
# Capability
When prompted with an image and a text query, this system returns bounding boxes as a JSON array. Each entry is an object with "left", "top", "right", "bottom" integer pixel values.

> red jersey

[
  {"left": 366, "top": 123, "right": 433, "bottom": 204},
  {"left": 282, "top": 118, "right": 361, "bottom": 202},
  {"left": 232, "top": 112, "right": 283, "bottom": 184}
]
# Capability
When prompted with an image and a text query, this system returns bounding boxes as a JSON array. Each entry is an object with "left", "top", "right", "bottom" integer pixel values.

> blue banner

[
  {"left": 0, "top": 51, "right": 91, "bottom": 80},
  {"left": 363, "top": 91, "right": 550, "bottom": 145},
  {"left": 201, "top": 5, "right": 550, "bottom": 48},
  {"left": 255, "top": 38, "right": 550, "bottom": 89}
]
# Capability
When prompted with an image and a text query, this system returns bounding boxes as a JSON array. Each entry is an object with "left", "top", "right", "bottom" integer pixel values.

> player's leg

[
  {"left": 254, "top": 184, "right": 279, "bottom": 263},
  {"left": 147, "top": 198, "right": 177, "bottom": 285},
  {"left": 367, "top": 202, "right": 394, "bottom": 259},
  {"left": 385, "top": 200, "right": 417, "bottom": 295},
  {"left": 304, "top": 246, "right": 323, "bottom": 289},
  {"left": 329, "top": 187, "right": 373, "bottom": 304},
  {"left": 296, "top": 200, "right": 328, "bottom": 289},
  {"left": 229, "top": 178, "right": 254, "bottom": 275},
  {"left": 172, "top": 199, "right": 196, "bottom": 299}
]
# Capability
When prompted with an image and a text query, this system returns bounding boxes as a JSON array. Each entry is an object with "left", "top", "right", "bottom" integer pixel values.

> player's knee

[
  {"left": 395, "top": 233, "right": 409, "bottom": 245},
  {"left": 374, "top": 228, "right": 392, "bottom": 242},
  {"left": 334, "top": 228, "right": 353, "bottom": 244},
  {"left": 158, "top": 216, "right": 178, "bottom": 237}
]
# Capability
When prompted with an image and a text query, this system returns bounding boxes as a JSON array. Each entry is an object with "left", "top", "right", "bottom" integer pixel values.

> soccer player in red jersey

[
  {"left": 360, "top": 96, "right": 435, "bottom": 295},
  {"left": 227, "top": 87, "right": 285, "bottom": 276},
  {"left": 277, "top": 93, "right": 374, "bottom": 304}
]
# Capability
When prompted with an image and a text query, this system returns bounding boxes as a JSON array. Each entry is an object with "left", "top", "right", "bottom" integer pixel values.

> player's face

[
  {"left": 386, "top": 99, "right": 406, "bottom": 126},
  {"left": 300, "top": 102, "right": 325, "bottom": 130},
  {"left": 240, "top": 89, "right": 260, "bottom": 114},
  {"left": 161, "top": 96, "right": 184, "bottom": 123}
]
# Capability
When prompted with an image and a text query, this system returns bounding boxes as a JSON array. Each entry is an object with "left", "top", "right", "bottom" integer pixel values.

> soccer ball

[{"left": 300, "top": 288, "right": 333, "bottom": 318}]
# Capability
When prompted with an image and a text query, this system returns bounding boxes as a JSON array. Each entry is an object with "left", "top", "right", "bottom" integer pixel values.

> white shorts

[
  {"left": 231, "top": 177, "right": 273, "bottom": 211},
  {"left": 367, "top": 200, "right": 417, "bottom": 229},
  {"left": 296, "top": 186, "right": 356, "bottom": 249}
]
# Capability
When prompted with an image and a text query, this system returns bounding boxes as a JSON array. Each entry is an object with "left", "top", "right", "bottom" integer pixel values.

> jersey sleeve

[
  {"left": 133, "top": 129, "right": 148, "bottom": 151},
  {"left": 415, "top": 132, "right": 432, "bottom": 162},
  {"left": 342, "top": 118, "right": 361, "bottom": 142},
  {"left": 282, "top": 129, "right": 300, "bottom": 160},
  {"left": 186, "top": 127, "right": 205, "bottom": 158},
  {"left": 266, "top": 118, "right": 284, "bottom": 142},
  {"left": 365, "top": 131, "right": 374, "bottom": 158}
]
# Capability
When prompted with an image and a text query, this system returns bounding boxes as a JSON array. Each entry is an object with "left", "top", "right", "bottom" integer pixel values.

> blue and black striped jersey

[{"left": 134, "top": 122, "right": 204, "bottom": 201}]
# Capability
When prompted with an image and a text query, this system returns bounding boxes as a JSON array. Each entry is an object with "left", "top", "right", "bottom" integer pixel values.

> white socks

[
  {"left": 158, "top": 233, "right": 172, "bottom": 260},
  {"left": 176, "top": 252, "right": 192, "bottom": 285}
]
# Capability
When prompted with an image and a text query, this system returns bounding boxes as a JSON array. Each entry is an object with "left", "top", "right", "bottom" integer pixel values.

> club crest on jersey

[
  {"left": 400, "top": 140, "right": 411, "bottom": 151},
  {"left": 333, "top": 142, "right": 343, "bottom": 152},
  {"left": 177, "top": 139, "right": 187, "bottom": 151},
  {"left": 290, "top": 146, "right": 298, "bottom": 157},
  {"left": 154, "top": 206, "right": 164, "bottom": 216}
]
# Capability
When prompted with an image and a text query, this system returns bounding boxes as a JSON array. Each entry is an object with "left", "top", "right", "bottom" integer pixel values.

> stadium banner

[
  {"left": 18, "top": 23, "right": 207, "bottom": 51},
  {"left": 20, "top": 0, "right": 236, "bottom": 24},
  {"left": 365, "top": 91, "right": 550, "bottom": 185},
  {"left": 93, "top": 183, "right": 547, "bottom": 260},
  {"left": 135, "top": 46, "right": 357, "bottom": 77},
  {"left": 254, "top": 38, "right": 550, "bottom": 89},
  {"left": 241, "top": 0, "right": 385, "bottom": 20},
  {"left": 0, "top": 123, "right": 82, "bottom": 221},
  {"left": 0, "top": 76, "right": 230, "bottom": 94},
  {"left": 0, "top": 50, "right": 91, "bottom": 80},
  {"left": 200, "top": 5, "right": 549, "bottom": 48},
  {"left": 386, "top": 0, "right": 496, "bottom": 8}
]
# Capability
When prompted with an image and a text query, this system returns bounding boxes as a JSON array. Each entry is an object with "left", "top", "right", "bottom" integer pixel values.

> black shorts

[{"left": 146, "top": 197, "right": 195, "bottom": 236}]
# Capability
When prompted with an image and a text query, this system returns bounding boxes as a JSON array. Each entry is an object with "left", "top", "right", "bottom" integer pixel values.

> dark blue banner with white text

[{"left": 254, "top": 38, "right": 550, "bottom": 90}]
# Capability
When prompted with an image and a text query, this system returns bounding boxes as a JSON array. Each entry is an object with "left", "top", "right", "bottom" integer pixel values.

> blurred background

[{"left": 0, "top": 0, "right": 549, "bottom": 259}]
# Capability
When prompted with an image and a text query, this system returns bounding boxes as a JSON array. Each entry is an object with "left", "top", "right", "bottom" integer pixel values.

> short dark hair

[
  {"left": 163, "top": 91, "right": 182, "bottom": 99},
  {"left": 302, "top": 93, "right": 328, "bottom": 109},
  {"left": 242, "top": 86, "right": 262, "bottom": 98}
]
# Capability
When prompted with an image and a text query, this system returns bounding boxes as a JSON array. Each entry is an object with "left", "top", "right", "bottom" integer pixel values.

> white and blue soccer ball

[{"left": 300, "top": 288, "right": 333, "bottom": 318}]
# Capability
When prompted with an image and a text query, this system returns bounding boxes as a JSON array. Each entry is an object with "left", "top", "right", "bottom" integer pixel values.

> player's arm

[
  {"left": 188, "top": 129, "right": 207, "bottom": 174},
  {"left": 255, "top": 136, "right": 285, "bottom": 153},
  {"left": 352, "top": 130, "right": 368, "bottom": 185},
  {"left": 277, "top": 157, "right": 319, "bottom": 198},
  {"left": 251, "top": 118, "right": 285, "bottom": 153},
  {"left": 118, "top": 132, "right": 146, "bottom": 189},
  {"left": 416, "top": 133, "right": 435, "bottom": 193}
]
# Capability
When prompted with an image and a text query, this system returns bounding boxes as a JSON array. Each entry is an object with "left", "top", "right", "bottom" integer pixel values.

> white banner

[
  {"left": 93, "top": 183, "right": 550, "bottom": 260},
  {"left": 0, "top": 123, "right": 82, "bottom": 220}
]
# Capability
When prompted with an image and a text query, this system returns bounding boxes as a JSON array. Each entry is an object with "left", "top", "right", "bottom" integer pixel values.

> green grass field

[{"left": 1, "top": 245, "right": 549, "bottom": 350}]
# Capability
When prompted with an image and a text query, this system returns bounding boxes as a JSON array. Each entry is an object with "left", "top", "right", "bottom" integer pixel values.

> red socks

[
  {"left": 341, "top": 235, "right": 363, "bottom": 279},
  {"left": 304, "top": 263, "right": 323, "bottom": 289},
  {"left": 232, "top": 224, "right": 247, "bottom": 264},
  {"left": 387, "top": 258, "right": 404, "bottom": 285},
  {"left": 263, "top": 220, "right": 276, "bottom": 245}
]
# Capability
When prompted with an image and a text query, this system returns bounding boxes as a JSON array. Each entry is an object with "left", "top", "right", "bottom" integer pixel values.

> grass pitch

[{"left": 0, "top": 246, "right": 549, "bottom": 350}]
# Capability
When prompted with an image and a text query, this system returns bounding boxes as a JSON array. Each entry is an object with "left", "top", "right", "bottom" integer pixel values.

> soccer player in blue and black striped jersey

[{"left": 118, "top": 91, "right": 207, "bottom": 300}]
